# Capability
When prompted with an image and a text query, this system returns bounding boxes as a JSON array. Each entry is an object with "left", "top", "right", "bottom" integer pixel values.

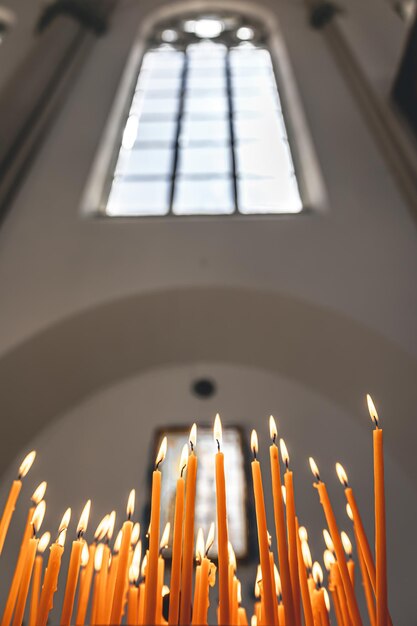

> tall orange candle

[
  {"left": 295, "top": 521, "right": 314, "bottom": 626},
  {"left": 61, "top": 500, "right": 91, "bottom": 626},
  {"left": 197, "top": 523, "right": 215, "bottom": 626},
  {"left": 0, "top": 451, "right": 36, "bottom": 555},
  {"left": 324, "top": 550, "right": 343, "bottom": 626},
  {"left": 250, "top": 430, "right": 276, "bottom": 626},
  {"left": 214, "top": 416, "right": 231, "bottom": 626},
  {"left": 28, "top": 531, "right": 50, "bottom": 626},
  {"left": 352, "top": 520, "right": 376, "bottom": 626},
  {"left": 341, "top": 532, "right": 355, "bottom": 587},
  {"left": 156, "top": 523, "right": 169, "bottom": 625},
  {"left": 127, "top": 544, "right": 141, "bottom": 626},
  {"left": 280, "top": 439, "right": 301, "bottom": 626},
  {"left": 111, "top": 489, "right": 135, "bottom": 625},
  {"left": 91, "top": 544, "right": 104, "bottom": 625},
  {"left": 180, "top": 425, "right": 198, "bottom": 626},
  {"left": 309, "top": 458, "right": 362, "bottom": 626},
  {"left": 367, "top": 395, "right": 388, "bottom": 626},
  {"left": 168, "top": 444, "right": 187, "bottom": 626},
  {"left": 269, "top": 418, "right": 295, "bottom": 626}
]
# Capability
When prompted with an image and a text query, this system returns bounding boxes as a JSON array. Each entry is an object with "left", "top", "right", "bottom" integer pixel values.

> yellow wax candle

[
  {"left": 97, "top": 543, "right": 111, "bottom": 624},
  {"left": 180, "top": 425, "right": 198, "bottom": 626},
  {"left": 127, "top": 585, "right": 139, "bottom": 625},
  {"left": 295, "top": 521, "right": 314, "bottom": 626},
  {"left": 110, "top": 490, "right": 135, "bottom": 625},
  {"left": 28, "top": 532, "right": 50, "bottom": 626},
  {"left": 214, "top": 416, "right": 231, "bottom": 626},
  {"left": 0, "top": 451, "right": 36, "bottom": 555},
  {"left": 168, "top": 444, "right": 187, "bottom": 625},
  {"left": 309, "top": 458, "right": 363, "bottom": 626},
  {"left": 250, "top": 430, "right": 276, "bottom": 626},
  {"left": 91, "top": 545, "right": 104, "bottom": 626},
  {"left": 269, "top": 418, "right": 295, "bottom": 626}
]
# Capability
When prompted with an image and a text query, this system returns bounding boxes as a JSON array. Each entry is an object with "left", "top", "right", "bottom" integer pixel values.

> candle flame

[
  {"left": 301, "top": 540, "right": 312, "bottom": 569},
  {"left": 237, "top": 580, "right": 242, "bottom": 604},
  {"left": 127, "top": 489, "right": 135, "bottom": 519},
  {"left": 179, "top": 444, "right": 189, "bottom": 476},
  {"left": 130, "top": 522, "right": 140, "bottom": 545},
  {"left": 274, "top": 564, "right": 281, "bottom": 596},
  {"left": 254, "top": 565, "right": 262, "bottom": 598},
  {"left": 312, "top": 562, "right": 323, "bottom": 585},
  {"left": 160, "top": 522, "right": 170, "bottom": 550},
  {"left": 31, "top": 481, "right": 47, "bottom": 505},
  {"left": 114, "top": 529, "right": 123, "bottom": 553},
  {"left": 309, "top": 457, "right": 320, "bottom": 481},
  {"left": 279, "top": 439, "right": 289, "bottom": 468},
  {"left": 107, "top": 511, "right": 116, "bottom": 541},
  {"left": 196, "top": 528, "right": 205, "bottom": 563},
  {"left": 77, "top": 500, "right": 91, "bottom": 537},
  {"left": 251, "top": 430, "right": 258, "bottom": 457},
  {"left": 269, "top": 416, "right": 277, "bottom": 443},
  {"left": 31, "top": 500, "right": 46, "bottom": 535},
  {"left": 162, "top": 585, "right": 170, "bottom": 598},
  {"left": 228, "top": 541, "right": 237, "bottom": 570},
  {"left": 18, "top": 451, "right": 36, "bottom": 479},
  {"left": 59, "top": 508, "right": 71, "bottom": 533},
  {"left": 155, "top": 437, "right": 167, "bottom": 469},
  {"left": 38, "top": 531, "right": 50, "bottom": 554},
  {"left": 214, "top": 414, "right": 222, "bottom": 450},
  {"left": 94, "top": 514, "right": 109, "bottom": 542},
  {"left": 57, "top": 528, "right": 67, "bottom": 548},
  {"left": 205, "top": 522, "right": 215, "bottom": 555},
  {"left": 94, "top": 543, "right": 104, "bottom": 572},
  {"left": 323, "top": 529, "right": 334, "bottom": 553},
  {"left": 341, "top": 531, "right": 353, "bottom": 557},
  {"left": 189, "top": 423, "right": 197, "bottom": 451},
  {"left": 129, "top": 542, "right": 142, "bottom": 584},
  {"left": 81, "top": 541, "right": 89, "bottom": 567},
  {"left": 323, "top": 549, "right": 335, "bottom": 571},
  {"left": 141, "top": 553, "right": 148, "bottom": 578},
  {"left": 335, "top": 462, "right": 349, "bottom": 487},
  {"left": 323, "top": 588, "right": 331, "bottom": 612},
  {"left": 366, "top": 394, "right": 379, "bottom": 427},
  {"left": 251, "top": 616, "right": 258, "bottom": 626},
  {"left": 346, "top": 503, "right": 353, "bottom": 521},
  {"left": 298, "top": 526, "right": 308, "bottom": 542},
  {"left": 281, "top": 485, "right": 286, "bottom": 506},
  {"left": 133, "top": 540, "right": 142, "bottom": 570}
]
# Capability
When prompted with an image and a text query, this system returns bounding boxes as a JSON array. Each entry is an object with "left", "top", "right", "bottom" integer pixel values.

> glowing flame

[
  {"left": 57, "top": 528, "right": 67, "bottom": 548},
  {"left": 19, "top": 451, "right": 36, "bottom": 479},
  {"left": 141, "top": 553, "right": 148, "bottom": 578},
  {"left": 309, "top": 457, "right": 320, "bottom": 481},
  {"left": 312, "top": 562, "right": 323, "bottom": 585},
  {"left": 251, "top": 616, "right": 258, "bottom": 626},
  {"left": 214, "top": 414, "right": 222, "bottom": 449},
  {"left": 81, "top": 541, "right": 90, "bottom": 567},
  {"left": 77, "top": 500, "right": 91, "bottom": 537},
  {"left": 31, "top": 481, "right": 47, "bottom": 505},
  {"left": 269, "top": 416, "right": 277, "bottom": 442},
  {"left": 59, "top": 508, "right": 71, "bottom": 533},
  {"left": 341, "top": 531, "right": 353, "bottom": 557},
  {"left": 114, "top": 529, "right": 123, "bottom": 553},
  {"left": 346, "top": 503, "right": 353, "bottom": 521},
  {"left": 237, "top": 580, "right": 242, "bottom": 604},
  {"left": 336, "top": 463, "right": 348, "bottom": 487},
  {"left": 38, "top": 532, "right": 50, "bottom": 554},
  {"left": 156, "top": 438, "right": 167, "bottom": 468},
  {"left": 367, "top": 394, "right": 379, "bottom": 427},
  {"left": 205, "top": 522, "right": 215, "bottom": 555},
  {"left": 280, "top": 439, "right": 289, "bottom": 467},
  {"left": 323, "top": 530, "right": 334, "bottom": 553},
  {"left": 179, "top": 444, "right": 188, "bottom": 476},
  {"left": 127, "top": 489, "right": 135, "bottom": 519},
  {"left": 160, "top": 522, "right": 170, "bottom": 550},
  {"left": 274, "top": 565, "right": 281, "bottom": 596},
  {"left": 189, "top": 424, "right": 197, "bottom": 451},
  {"left": 107, "top": 511, "right": 116, "bottom": 541},
  {"left": 133, "top": 540, "right": 142, "bottom": 571},
  {"left": 94, "top": 543, "right": 104, "bottom": 572},
  {"left": 323, "top": 550, "right": 335, "bottom": 571},
  {"left": 196, "top": 528, "right": 205, "bottom": 563},
  {"left": 281, "top": 486, "right": 286, "bottom": 506},
  {"left": 228, "top": 541, "right": 237, "bottom": 570},
  {"left": 254, "top": 565, "right": 262, "bottom": 598},
  {"left": 94, "top": 515, "right": 109, "bottom": 542},
  {"left": 131, "top": 523, "right": 140, "bottom": 545},
  {"left": 129, "top": 544, "right": 141, "bottom": 584},
  {"left": 299, "top": 526, "right": 308, "bottom": 542},
  {"left": 323, "top": 588, "right": 330, "bottom": 612},
  {"left": 162, "top": 585, "right": 170, "bottom": 598},
  {"left": 301, "top": 540, "right": 312, "bottom": 570},
  {"left": 251, "top": 430, "right": 258, "bottom": 456},
  {"left": 31, "top": 500, "right": 46, "bottom": 535}
]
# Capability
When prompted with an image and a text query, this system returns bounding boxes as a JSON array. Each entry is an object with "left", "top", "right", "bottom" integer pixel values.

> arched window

[{"left": 104, "top": 13, "right": 303, "bottom": 216}]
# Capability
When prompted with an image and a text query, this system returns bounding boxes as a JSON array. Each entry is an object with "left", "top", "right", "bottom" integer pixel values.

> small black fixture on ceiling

[{"left": 192, "top": 378, "right": 217, "bottom": 399}]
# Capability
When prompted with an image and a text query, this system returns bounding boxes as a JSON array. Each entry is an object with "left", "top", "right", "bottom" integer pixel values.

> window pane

[
  {"left": 180, "top": 118, "right": 230, "bottom": 144},
  {"left": 177, "top": 146, "right": 231, "bottom": 176},
  {"left": 107, "top": 179, "right": 170, "bottom": 216},
  {"left": 183, "top": 95, "right": 228, "bottom": 116},
  {"left": 115, "top": 147, "right": 173, "bottom": 177},
  {"left": 238, "top": 177, "right": 302, "bottom": 214},
  {"left": 135, "top": 120, "right": 177, "bottom": 145},
  {"left": 173, "top": 177, "right": 234, "bottom": 215},
  {"left": 235, "top": 140, "right": 294, "bottom": 178}
]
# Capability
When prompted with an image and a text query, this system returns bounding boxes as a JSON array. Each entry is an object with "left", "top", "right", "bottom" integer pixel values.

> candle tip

[
  {"left": 346, "top": 503, "right": 353, "bottom": 521},
  {"left": 94, "top": 543, "right": 104, "bottom": 572},
  {"left": 189, "top": 423, "right": 197, "bottom": 451},
  {"left": 250, "top": 430, "right": 258, "bottom": 458},
  {"left": 59, "top": 508, "right": 72, "bottom": 534},
  {"left": 127, "top": 489, "right": 135, "bottom": 519},
  {"left": 57, "top": 528, "right": 67, "bottom": 547},
  {"left": 312, "top": 561, "right": 323, "bottom": 588},
  {"left": 205, "top": 522, "right": 215, "bottom": 556},
  {"left": 323, "top": 549, "right": 335, "bottom": 571},
  {"left": 77, "top": 500, "right": 91, "bottom": 538},
  {"left": 341, "top": 531, "right": 353, "bottom": 558},
  {"left": 301, "top": 540, "right": 312, "bottom": 570},
  {"left": 81, "top": 541, "right": 90, "bottom": 567},
  {"left": 366, "top": 393, "right": 380, "bottom": 428},
  {"left": 269, "top": 415, "right": 277, "bottom": 443},
  {"left": 107, "top": 511, "right": 116, "bottom": 541},
  {"left": 309, "top": 457, "right": 320, "bottom": 481},
  {"left": 38, "top": 531, "right": 51, "bottom": 554},
  {"left": 18, "top": 450, "right": 36, "bottom": 479},
  {"left": 131, "top": 522, "right": 140, "bottom": 545},
  {"left": 31, "top": 500, "right": 46, "bottom": 536},
  {"left": 298, "top": 526, "right": 308, "bottom": 542},
  {"left": 322, "top": 529, "right": 334, "bottom": 553},
  {"left": 114, "top": 528, "right": 123, "bottom": 553},
  {"left": 214, "top": 414, "right": 222, "bottom": 450},
  {"left": 179, "top": 443, "right": 189, "bottom": 477},
  {"left": 335, "top": 462, "right": 349, "bottom": 487},
  {"left": 94, "top": 514, "right": 110, "bottom": 542},
  {"left": 160, "top": 522, "right": 170, "bottom": 551},
  {"left": 31, "top": 481, "right": 47, "bottom": 505},
  {"left": 155, "top": 437, "right": 167, "bottom": 469},
  {"left": 279, "top": 438, "right": 289, "bottom": 468}
]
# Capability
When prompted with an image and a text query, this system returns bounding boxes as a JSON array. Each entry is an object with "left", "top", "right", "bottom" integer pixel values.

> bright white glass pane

[
  {"left": 238, "top": 177, "right": 302, "bottom": 214},
  {"left": 141, "top": 50, "right": 184, "bottom": 70},
  {"left": 137, "top": 95, "right": 180, "bottom": 117},
  {"left": 115, "top": 147, "right": 173, "bottom": 176},
  {"left": 136, "top": 74, "right": 181, "bottom": 93},
  {"left": 180, "top": 118, "right": 229, "bottom": 144},
  {"left": 173, "top": 177, "right": 234, "bottom": 214},
  {"left": 107, "top": 179, "right": 170, "bottom": 216},
  {"left": 229, "top": 48, "right": 273, "bottom": 68},
  {"left": 135, "top": 120, "right": 177, "bottom": 144},
  {"left": 233, "top": 115, "right": 286, "bottom": 141},
  {"left": 187, "top": 73, "right": 227, "bottom": 92},
  {"left": 178, "top": 146, "right": 231, "bottom": 175},
  {"left": 236, "top": 139, "right": 295, "bottom": 178},
  {"left": 184, "top": 95, "right": 228, "bottom": 116}
]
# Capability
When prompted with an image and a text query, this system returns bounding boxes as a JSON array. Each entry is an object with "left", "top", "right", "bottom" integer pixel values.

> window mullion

[
  {"left": 168, "top": 50, "right": 189, "bottom": 214},
  {"left": 225, "top": 49, "right": 239, "bottom": 215}
]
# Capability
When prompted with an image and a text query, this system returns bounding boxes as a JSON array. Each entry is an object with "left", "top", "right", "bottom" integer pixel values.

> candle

[
  {"left": 214, "top": 416, "right": 231, "bottom": 625},
  {"left": 12, "top": 501, "right": 46, "bottom": 626},
  {"left": 197, "top": 524, "right": 215, "bottom": 626},
  {"left": 269, "top": 418, "right": 295, "bottom": 626},
  {"left": 106, "top": 527, "right": 122, "bottom": 622},
  {"left": 324, "top": 550, "right": 343, "bottom": 626},
  {"left": 0, "top": 451, "right": 36, "bottom": 555},
  {"left": 110, "top": 489, "right": 136, "bottom": 625},
  {"left": 309, "top": 458, "right": 363, "bottom": 626},
  {"left": 138, "top": 555, "right": 147, "bottom": 625},
  {"left": 367, "top": 395, "right": 388, "bottom": 626},
  {"left": 37, "top": 508, "right": 71, "bottom": 626},
  {"left": 295, "top": 520, "right": 314, "bottom": 626},
  {"left": 127, "top": 542, "right": 141, "bottom": 625},
  {"left": 192, "top": 529, "right": 204, "bottom": 625},
  {"left": 61, "top": 500, "right": 91, "bottom": 626},
  {"left": 91, "top": 544, "right": 104, "bottom": 625},
  {"left": 280, "top": 439, "right": 301, "bottom": 626},
  {"left": 97, "top": 542, "right": 111, "bottom": 624},
  {"left": 180, "top": 425, "right": 198, "bottom": 626},
  {"left": 28, "top": 532, "right": 50, "bottom": 626},
  {"left": 341, "top": 531, "right": 355, "bottom": 587},
  {"left": 168, "top": 444, "right": 188, "bottom": 626},
  {"left": 156, "top": 523, "right": 170, "bottom": 625},
  {"left": 250, "top": 430, "right": 276, "bottom": 626}
]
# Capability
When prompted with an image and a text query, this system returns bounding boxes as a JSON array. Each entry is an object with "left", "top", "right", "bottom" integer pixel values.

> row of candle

[{"left": 0, "top": 393, "right": 389, "bottom": 625}]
